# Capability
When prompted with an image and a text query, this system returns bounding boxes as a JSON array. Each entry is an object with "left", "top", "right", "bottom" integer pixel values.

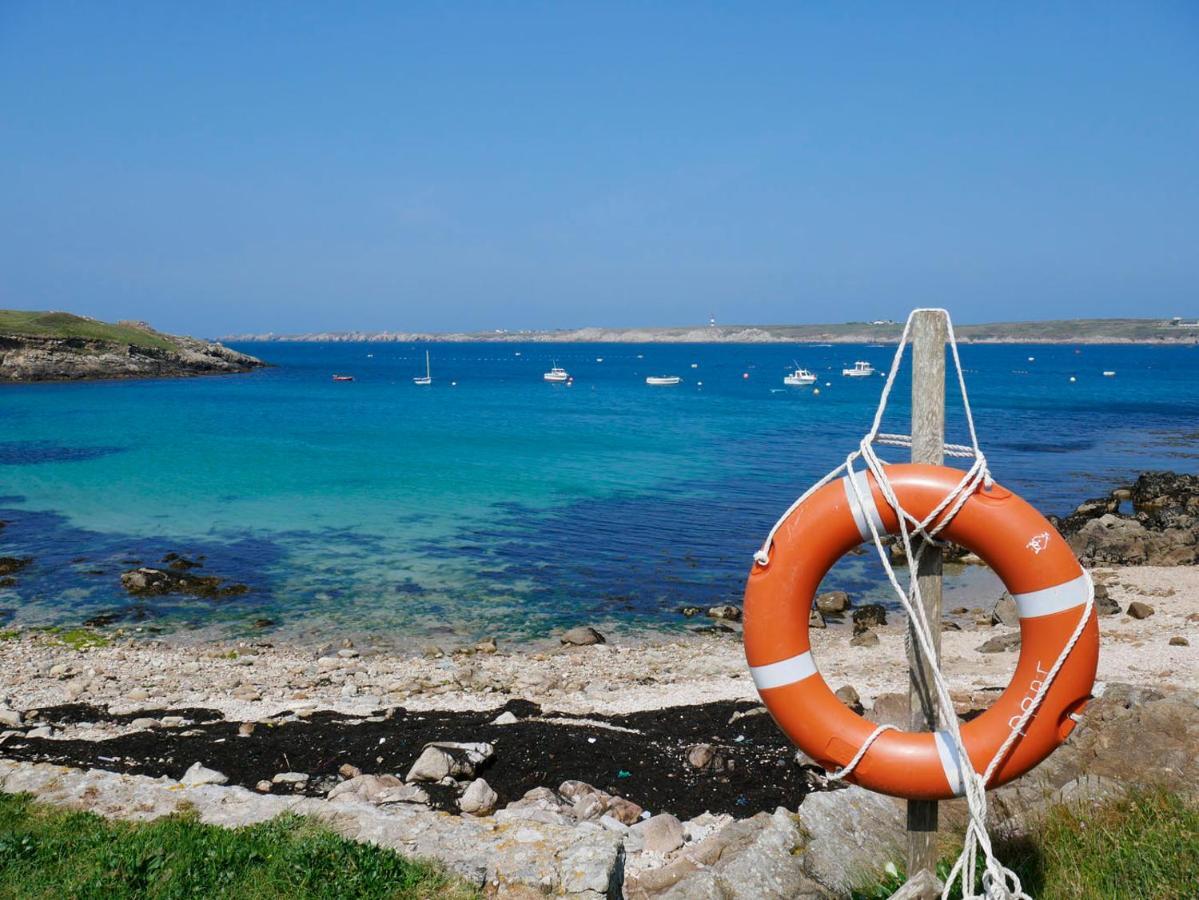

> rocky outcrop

[
  {"left": 0, "top": 328, "right": 264, "bottom": 382},
  {"left": 1053, "top": 472, "right": 1199, "bottom": 565}
]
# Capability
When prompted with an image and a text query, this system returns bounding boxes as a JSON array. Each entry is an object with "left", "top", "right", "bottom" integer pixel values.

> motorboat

[
  {"left": 331, "top": 374, "right": 354, "bottom": 382},
  {"left": 784, "top": 365, "right": 817, "bottom": 386},
  {"left": 544, "top": 363, "right": 570, "bottom": 382},
  {"left": 646, "top": 376, "right": 682, "bottom": 386},
  {"left": 841, "top": 361, "right": 875, "bottom": 377}
]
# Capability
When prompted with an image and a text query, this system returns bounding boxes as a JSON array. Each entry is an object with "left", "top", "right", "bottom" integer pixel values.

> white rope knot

[{"left": 752, "top": 309, "right": 1089, "bottom": 900}]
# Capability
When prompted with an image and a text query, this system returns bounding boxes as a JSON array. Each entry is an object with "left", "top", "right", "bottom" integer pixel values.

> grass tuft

[
  {"left": 0, "top": 793, "right": 476, "bottom": 899},
  {"left": 853, "top": 786, "right": 1199, "bottom": 900}
]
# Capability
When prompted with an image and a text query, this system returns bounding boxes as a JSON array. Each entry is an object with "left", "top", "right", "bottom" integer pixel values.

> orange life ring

[{"left": 743, "top": 463, "right": 1099, "bottom": 801}]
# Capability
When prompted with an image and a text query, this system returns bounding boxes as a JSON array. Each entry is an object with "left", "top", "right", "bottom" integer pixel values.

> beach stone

[
  {"left": 255, "top": 780, "right": 272, "bottom": 792},
  {"left": 990, "top": 593, "right": 1019, "bottom": 627},
  {"left": 129, "top": 717, "right": 159, "bottom": 730},
  {"left": 888, "top": 868, "right": 944, "bottom": 900},
  {"left": 458, "top": 778, "right": 499, "bottom": 815},
  {"left": 977, "top": 631, "right": 1021, "bottom": 653},
  {"left": 799, "top": 785, "right": 905, "bottom": 893},
  {"left": 707, "top": 605, "right": 742, "bottom": 622},
  {"left": 475, "top": 637, "right": 498, "bottom": 654},
  {"left": 405, "top": 741, "right": 494, "bottom": 783},
  {"left": 560, "top": 626, "right": 606, "bottom": 646},
  {"left": 1128, "top": 601, "right": 1155, "bottom": 619},
  {"left": 852, "top": 604, "right": 887, "bottom": 630},
  {"left": 0, "top": 708, "right": 23, "bottom": 728},
  {"left": 26, "top": 726, "right": 52, "bottom": 738},
  {"left": 376, "top": 784, "right": 430, "bottom": 805},
  {"left": 631, "top": 812, "right": 685, "bottom": 854},
  {"left": 238, "top": 722, "right": 255, "bottom": 737},
  {"left": 327, "top": 773, "right": 403, "bottom": 802},
  {"left": 607, "top": 796, "right": 644, "bottom": 825},
  {"left": 338, "top": 763, "right": 361, "bottom": 779},
  {"left": 687, "top": 743, "right": 716, "bottom": 770},
  {"left": 496, "top": 787, "right": 573, "bottom": 826},
  {"left": 180, "top": 762, "right": 228, "bottom": 786},
  {"left": 160, "top": 716, "right": 185, "bottom": 728},
  {"left": 808, "top": 608, "right": 826, "bottom": 629},
  {"left": 1093, "top": 582, "right": 1120, "bottom": 616},
  {"left": 679, "top": 606, "right": 702, "bottom": 617},
  {"left": 835, "top": 685, "right": 863, "bottom": 714},
  {"left": 850, "top": 628, "right": 879, "bottom": 648},
  {"left": 272, "top": 772, "right": 309, "bottom": 785},
  {"left": 1169, "top": 636, "right": 1189, "bottom": 647},
  {"left": 490, "top": 710, "right": 519, "bottom": 725},
  {"left": 815, "top": 590, "right": 851, "bottom": 614},
  {"left": 869, "top": 692, "right": 909, "bottom": 729}
]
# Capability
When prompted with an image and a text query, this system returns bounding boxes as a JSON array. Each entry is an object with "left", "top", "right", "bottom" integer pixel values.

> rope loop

[{"left": 752, "top": 309, "right": 1092, "bottom": 900}]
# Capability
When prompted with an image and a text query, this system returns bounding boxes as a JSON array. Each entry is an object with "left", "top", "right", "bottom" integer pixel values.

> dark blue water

[{"left": 1, "top": 341, "right": 1195, "bottom": 645}]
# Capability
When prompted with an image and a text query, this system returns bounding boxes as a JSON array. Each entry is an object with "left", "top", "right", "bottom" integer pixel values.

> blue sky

[{"left": 1, "top": 3, "right": 1196, "bottom": 336}]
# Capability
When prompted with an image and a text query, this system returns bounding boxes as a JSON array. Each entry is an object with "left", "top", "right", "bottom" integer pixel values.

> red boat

[{"left": 331, "top": 374, "right": 354, "bottom": 382}]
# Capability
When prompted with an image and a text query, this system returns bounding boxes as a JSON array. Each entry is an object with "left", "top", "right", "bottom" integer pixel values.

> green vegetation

[
  {"left": 0, "top": 793, "right": 476, "bottom": 899},
  {"left": 0, "top": 310, "right": 178, "bottom": 351},
  {"left": 0, "top": 630, "right": 18, "bottom": 642},
  {"left": 35, "top": 626, "right": 112, "bottom": 650},
  {"left": 854, "top": 787, "right": 1199, "bottom": 900}
]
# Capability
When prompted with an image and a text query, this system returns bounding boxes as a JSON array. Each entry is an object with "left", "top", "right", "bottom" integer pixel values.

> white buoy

[
  {"left": 1028, "top": 356, "right": 1036, "bottom": 362},
  {"left": 813, "top": 388, "right": 821, "bottom": 395},
  {"left": 1069, "top": 376, "right": 1076, "bottom": 383}
]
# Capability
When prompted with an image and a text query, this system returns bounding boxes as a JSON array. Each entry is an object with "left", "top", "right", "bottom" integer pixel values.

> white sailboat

[{"left": 413, "top": 351, "right": 432, "bottom": 385}]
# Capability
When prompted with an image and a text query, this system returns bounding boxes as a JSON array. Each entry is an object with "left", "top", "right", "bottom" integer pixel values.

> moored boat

[
  {"left": 544, "top": 363, "right": 570, "bottom": 382},
  {"left": 646, "top": 375, "right": 682, "bottom": 386},
  {"left": 841, "top": 361, "right": 875, "bottom": 377},
  {"left": 784, "top": 365, "right": 817, "bottom": 386},
  {"left": 331, "top": 374, "right": 354, "bottom": 382},
  {"left": 413, "top": 351, "right": 432, "bottom": 385}
]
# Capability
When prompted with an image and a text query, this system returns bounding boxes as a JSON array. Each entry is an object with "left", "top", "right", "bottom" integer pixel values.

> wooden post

[{"left": 907, "top": 310, "right": 946, "bottom": 889}]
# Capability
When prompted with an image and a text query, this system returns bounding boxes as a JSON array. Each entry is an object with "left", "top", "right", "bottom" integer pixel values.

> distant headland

[
  {"left": 223, "top": 317, "right": 1199, "bottom": 345},
  {"left": 0, "top": 310, "right": 265, "bottom": 382}
]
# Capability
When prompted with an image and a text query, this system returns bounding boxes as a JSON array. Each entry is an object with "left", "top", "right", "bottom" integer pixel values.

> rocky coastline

[
  {"left": 1, "top": 472, "right": 1197, "bottom": 896},
  {"left": 0, "top": 314, "right": 264, "bottom": 382}
]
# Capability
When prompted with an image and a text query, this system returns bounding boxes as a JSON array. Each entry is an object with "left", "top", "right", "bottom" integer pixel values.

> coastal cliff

[{"left": 0, "top": 311, "right": 265, "bottom": 382}]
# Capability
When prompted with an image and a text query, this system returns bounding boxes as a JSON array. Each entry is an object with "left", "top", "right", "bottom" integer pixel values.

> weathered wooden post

[{"left": 907, "top": 310, "right": 947, "bottom": 889}]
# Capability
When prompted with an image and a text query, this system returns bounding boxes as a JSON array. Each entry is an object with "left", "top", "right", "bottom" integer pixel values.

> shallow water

[{"left": 1, "top": 341, "right": 1196, "bottom": 644}]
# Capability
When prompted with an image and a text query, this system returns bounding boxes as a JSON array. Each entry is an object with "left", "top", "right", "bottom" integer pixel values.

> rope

[{"left": 754, "top": 308, "right": 1094, "bottom": 900}]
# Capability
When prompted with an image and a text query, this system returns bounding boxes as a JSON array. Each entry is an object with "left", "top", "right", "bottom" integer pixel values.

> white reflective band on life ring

[
  {"left": 1014, "top": 573, "right": 1090, "bottom": 619},
  {"left": 934, "top": 729, "right": 968, "bottom": 797},
  {"left": 750, "top": 651, "right": 818, "bottom": 690},
  {"left": 842, "top": 471, "right": 884, "bottom": 542}
]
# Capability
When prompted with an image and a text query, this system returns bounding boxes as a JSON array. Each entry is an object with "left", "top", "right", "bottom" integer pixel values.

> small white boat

[
  {"left": 1103, "top": 370, "right": 1116, "bottom": 377},
  {"left": 596, "top": 357, "right": 604, "bottom": 363},
  {"left": 841, "top": 361, "right": 875, "bottom": 377},
  {"left": 784, "top": 364, "right": 817, "bottom": 386},
  {"left": 646, "top": 375, "right": 682, "bottom": 386},
  {"left": 413, "top": 351, "right": 432, "bottom": 385},
  {"left": 691, "top": 363, "right": 699, "bottom": 368},
  {"left": 544, "top": 363, "right": 570, "bottom": 382}
]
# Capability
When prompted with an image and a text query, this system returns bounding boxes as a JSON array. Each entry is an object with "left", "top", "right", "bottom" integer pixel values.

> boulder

[
  {"left": 1127, "top": 601, "right": 1154, "bottom": 619},
  {"left": 834, "top": 685, "right": 863, "bottom": 715},
  {"left": 990, "top": 593, "right": 1019, "bottom": 627},
  {"left": 376, "top": 784, "right": 430, "bottom": 805},
  {"left": 798, "top": 786, "right": 905, "bottom": 893},
  {"left": 887, "top": 868, "right": 944, "bottom": 899},
  {"left": 631, "top": 812, "right": 685, "bottom": 854},
  {"left": 815, "top": 591, "right": 851, "bottom": 614},
  {"left": 977, "top": 631, "right": 1021, "bottom": 653},
  {"left": 0, "top": 708, "right": 23, "bottom": 728},
  {"left": 852, "top": 604, "right": 887, "bottom": 630},
  {"left": 707, "top": 605, "right": 742, "bottom": 622},
  {"left": 327, "top": 773, "right": 403, "bottom": 802},
  {"left": 869, "top": 693, "right": 909, "bottom": 729},
  {"left": 1093, "top": 582, "right": 1121, "bottom": 616},
  {"left": 405, "top": 742, "right": 493, "bottom": 782},
  {"left": 808, "top": 608, "right": 826, "bottom": 629},
  {"left": 850, "top": 628, "right": 879, "bottom": 648},
  {"left": 180, "top": 762, "right": 228, "bottom": 786},
  {"left": 1169, "top": 636, "right": 1189, "bottom": 647},
  {"left": 560, "top": 626, "right": 606, "bottom": 646}
]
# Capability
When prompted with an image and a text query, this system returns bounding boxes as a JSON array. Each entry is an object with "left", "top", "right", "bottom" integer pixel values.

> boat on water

[
  {"left": 841, "top": 361, "right": 875, "bottom": 377},
  {"left": 646, "top": 375, "right": 682, "bottom": 386},
  {"left": 1103, "top": 370, "right": 1116, "bottom": 377},
  {"left": 413, "top": 351, "right": 432, "bottom": 385},
  {"left": 544, "top": 363, "right": 570, "bottom": 382},
  {"left": 784, "top": 364, "right": 817, "bottom": 386},
  {"left": 331, "top": 374, "right": 354, "bottom": 382}
]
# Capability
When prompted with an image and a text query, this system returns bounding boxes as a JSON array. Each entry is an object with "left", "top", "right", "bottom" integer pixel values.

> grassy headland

[{"left": 0, "top": 311, "right": 178, "bottom": 351}]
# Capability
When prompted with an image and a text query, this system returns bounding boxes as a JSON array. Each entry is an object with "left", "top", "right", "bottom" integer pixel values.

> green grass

[
  {"left": 0, "top": 793, "right": 477, "bottom": 899},
  {"left": 0, "top": 310, "right": 178, "bottom": 351},
  {"left": 0, "top": 631, "right": 18, "bottom": 642},
  {"left": 854, "top": 787, "right": 1199, "bottom": 900},
  {"left": 33, "top": 626, "right": 112, "bottom": 650}
]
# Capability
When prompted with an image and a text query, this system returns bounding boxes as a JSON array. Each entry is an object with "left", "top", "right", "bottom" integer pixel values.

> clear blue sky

[{"left": 2, "top": 3, "right": 1196, "bottom": 336}]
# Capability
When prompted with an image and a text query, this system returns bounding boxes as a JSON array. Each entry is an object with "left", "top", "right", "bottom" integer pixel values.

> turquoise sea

[{"left": 1, "top": 341, "right": 1196, "bottom": 646}]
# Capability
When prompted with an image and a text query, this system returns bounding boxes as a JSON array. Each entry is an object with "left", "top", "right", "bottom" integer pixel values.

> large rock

[
  {"left": 180, "top": 762, "right": 228, "bottom": 786},
  {"left": 458, "top": 778, "right": 498, "bottom": 815},
  {"left": 631, "top": 813, "right": 685, "bottom": 854},
  {"left": 852, "top": 604, "right": 887, "bottom": 630},
  {"left": 405, "top": 741, "right": 493, "bottom": 782},
  {"left": 798, "top": 786, "right": 905, "bottom": 893},
  {"left": 560, "top": 626, "right": 606, "bottom": 646},
  {"left": 990, "top": 593, "right": 1019, "bottom": 627},
  {"left": 815, "top": 591, "right": 851, "bottom": 614},
  {"left": 1055, "top": 472, "right": 1199, "bottom": 565}
]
